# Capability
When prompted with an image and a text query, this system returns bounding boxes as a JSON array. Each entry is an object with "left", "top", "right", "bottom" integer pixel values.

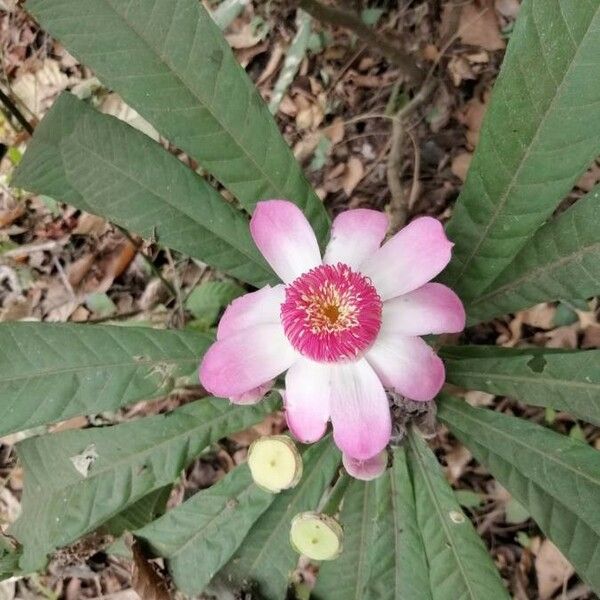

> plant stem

[
  {"left": 298, "top": 0, "right": 423, "bottom": 84},
  {"left": 0, "top": 87, "right": 34, "bottom": 135},
  {"left": 320, "top": 471, "right": 352, "bottom": 516}
]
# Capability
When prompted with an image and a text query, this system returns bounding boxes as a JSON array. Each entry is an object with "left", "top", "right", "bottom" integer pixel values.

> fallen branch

[{"left": 298, "top": 0, "right": 423, "bottom": 84}]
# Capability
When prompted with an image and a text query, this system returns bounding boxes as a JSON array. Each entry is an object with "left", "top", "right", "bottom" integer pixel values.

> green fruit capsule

[
  {"left": 289, "top": 511, "right": 343, "bottom": 561},
  {"left": 247, "top": 435, "right": 303, "bottom": 493}
]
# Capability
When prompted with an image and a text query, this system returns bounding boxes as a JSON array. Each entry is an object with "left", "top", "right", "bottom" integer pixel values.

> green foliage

[
  {"left": 468, "top": 186, "right": 600, "bottom": 322},
  {"left": 406, "top": 429, "right": 509, "bottom": 600},
  {"left": 314, "top": 448, "right": 432, "bottom": 600},
  {"left": 136, "top": 465, "right": 274, "bottom": 595},
  {"left": 443, "top": 1, "right": 600, "bottom": 303},
  {"left": 13, "top": 93, "right": 275, "bottom": 287},
  {"left": 442, "top": 345, "right": 600, "bottom": 425},
  {"left": 438, "top": 395, "right": 600, "bottom": 594},
  {"left": 219, "top": 438, "right": 340, "bottom": 599},
  {"left": 10, "top": 395, "right": 279, "bottom": 572},
  {"left": 24, "top": 0, "right": 329, "bottom": 243},
  {"left": 185, "top": 280, "right": 245, "bottom": 329},
  {"left": 0, "top": 322, "right": 211, "bottom": 437}
]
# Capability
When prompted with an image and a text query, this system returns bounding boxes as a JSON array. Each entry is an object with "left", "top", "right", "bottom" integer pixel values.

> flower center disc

[{"left": 281, "top": 263, "right": 382, "bottom": 362}]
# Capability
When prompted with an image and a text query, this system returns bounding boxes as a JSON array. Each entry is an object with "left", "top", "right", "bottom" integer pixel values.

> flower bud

[
  {"left": 289, "top": 511, "right": 343, "bottom": 561},
  {"left": 248, "top": 435, "right": 302, "bottom": 493}
]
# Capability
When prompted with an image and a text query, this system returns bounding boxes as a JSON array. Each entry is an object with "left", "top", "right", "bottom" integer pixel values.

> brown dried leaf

[
  {"left": 451, "top": 152, "right": 472, "bottom": 181},
  {"left": 129, "top": 537, "right": 171, "bottom": 600},
  {"left": 459, "top": 0, "right": 505, "bottom": 51},
  {"left": 535, "top": 540, "right": 574, "bottom": 600},
  {"left": 342, "top": 157, "right": 365, "bottom": 196},
  {"left": 519, "top": 303, "right": 556, "bottom": 330}
]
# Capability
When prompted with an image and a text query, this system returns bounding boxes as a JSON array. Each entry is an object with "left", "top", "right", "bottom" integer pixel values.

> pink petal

[
  {"left": 199, "top": 323, "right": 296, "bottom": 398},
  {"left": 343, "top": 450, "right": 388, "bottom": 481},
  {"left": 285, "top": 358, "right": 331, "bottom": 443},
  {"left": 217, "top": 285, "right": 285, "bottom": 340},
  {"left": 250, "top": 200, "right": 321, "bottom": 283},
  {"left": 323, "top": 209, "right": 388, "bottom": 269},
  {"left": 230, "top": 380, "right": 274, "bottom": 405},
  {"left": 381, "top": 283, "right": 466, "bottom": 336},
  {"left": 329, "top": 359, "right": 391, "bottom": 460},
  {"left": 360, "top": 216, "right": 453, "bottom": 301},
  {"left": 366, "top": 331, "right": 445, "bottom": 402}
]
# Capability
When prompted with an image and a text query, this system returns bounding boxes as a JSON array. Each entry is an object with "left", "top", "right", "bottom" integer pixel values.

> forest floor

[{"left": 0, "top": 0, "right": 599, "bottom": 599}]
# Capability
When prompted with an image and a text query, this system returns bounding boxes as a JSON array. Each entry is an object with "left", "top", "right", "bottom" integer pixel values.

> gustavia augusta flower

[{"left": 200, "top": 200, "right": 465, "bottom": 472}]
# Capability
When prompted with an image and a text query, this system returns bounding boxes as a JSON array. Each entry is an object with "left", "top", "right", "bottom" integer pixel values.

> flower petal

[
  {"left": 250, "top": 200, "right": 321, "bottom": 283},
  {"left": 366, "top": 331, "right": 445, "bottom": 401},
  {"left": 343, "top": 450, "right": 388, "bottom": 481},
  {"left": 381, "top": 283, "right": 466, "bottom": 336},
  {"left": 230, "top": 380, "right": 274, "bottom": 405},
  {"left": 217, "top": 285, "right": 285, "bottom": 340},
  {"left": 360, "top": 216, "right": 453, "bottom": 300},
  {"left": 199, "top": 323, "right": 296, "bottom": 398},
  {"left": 285, "top": 358, "right": 331, "bottom": 443},
  {"left": 323, "top": 209, "right": 388, "bottom": 269},
  {"left": 329, "top": 359, "right": 391, "bottom": 460}
]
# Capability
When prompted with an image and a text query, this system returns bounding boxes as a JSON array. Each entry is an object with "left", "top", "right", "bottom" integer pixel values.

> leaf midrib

[
  {"left": 440, "top": 402, "right": 600, "bottom": 488},
  {"left": 408, "top": 431, "right": 479, "bottom": 600},
  {"left": 469, "top": 240, "right": 600, "bottom": 311},
  {"left": 99, "top": 0, "right": 301, "bottom": 210},
  {"left": 0, "top": 357, "right": 198, "bottom": 384},
  {"left": 451, "top": 2, "right": 600, "bottom": 289},
  {"left": 446, "top": 367, "right": 600, "bottom": 391},
  {"left": 66, "top": 133, "right": 271, "bottom": 275}
]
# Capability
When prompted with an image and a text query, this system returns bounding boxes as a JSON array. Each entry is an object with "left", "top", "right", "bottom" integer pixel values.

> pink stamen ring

[{"left": 281, "top": 263, "right": 382, "bottom": 362}]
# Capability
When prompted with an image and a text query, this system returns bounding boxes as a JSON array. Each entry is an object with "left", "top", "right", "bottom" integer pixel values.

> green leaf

[
  {"left": 13, "top": 93, "right": 274, "bottom": 287},
  {"left": 137, "top": 465, "right": 274, "bottom": 595},
  {"left": 103, "top": 486, "right": 172, "bottom": 537},
  {"left": 406, "top": 429, "right": 509, "bottom": 600},
  {"left": 438, "top": 395, "right": 600, "bottom": 594},
  {"left": 211, "top": 0, "right": 247, "bottom": 30},
  {"left": 313, "top": 480, "right": 376, "bottom": 600},
  {"left": 455, "top": 490, "right": 486, "bottom": 509},
  {"left": 10, "top": 394, "right": 279, "bottom": 571},
  {"left": 185, "top": 280, "right": 244, "bottom": 327},
  {"left": 219, "top": 438, "right": 340, "bottom": 599},
  {"left": 505, "top": 498, "right": 530, "bottom": 524},
  {"left": 442, "top": 345, "right": 600, "bottom": 426},
  {"left": 443, "top": 0, "right": 600, "bottom": 303},
  {"left": 314, "top": 448, "right": 432, "bottom": 600},
  {"left": 467, "top": 186, "right": 600, "bottom": 322},
  {"left": 24, "top": 0, "right": 329, "bottom": 242},
  {"left": 0, "top": 322, "right": 211, "bottom": 438}
]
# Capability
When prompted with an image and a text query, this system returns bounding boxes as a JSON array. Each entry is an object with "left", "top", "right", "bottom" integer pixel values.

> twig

[
  {"left": 385, "top": 78, "right": 437, "bottom": 231},
  {"left": 0, "top": 87, "right": 34, "bottom": 135},
  {"left": 165, "top": 248, "right": 185, "bottom": 328},
  {"left": 298, "top": 0, "right": 423, "bottom": 84},
  {"left": 115, "top": 225, "right": 177, "bottom": 298}
]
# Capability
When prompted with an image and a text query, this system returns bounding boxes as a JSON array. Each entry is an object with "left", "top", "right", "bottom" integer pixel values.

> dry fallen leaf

[
  {"left": 535, "top": 540, "right": 574, "bottom": 600},
  {"left": 457, "top": 91, "right": 490, "bottom": 147},
  {"left": 519, "top": 303, "right": 556, "bottom": 330},
  {"left": 451, "top": 152, "right": 473, "bottom": 181},
  {"left": 128, "top": 536, "right": 172, "bottom": 600},
  {"left": 459, "top": 0, "right": 506, "bottom": 51},
  {"left": 342, "top": 157, "right": 365, "bottom": 196}
]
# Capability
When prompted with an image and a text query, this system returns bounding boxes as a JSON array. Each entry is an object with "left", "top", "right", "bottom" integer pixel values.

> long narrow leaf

[
  {"left": 467, "top": 186, "right": 600, "bottom": 322},
  {"left": 442, "top": 345, "right": 600, "bottom": 425},
  {"left": 438, "top": 395, "right": 600, "bottom": 594},
  {"left": 12, "top": 93, "right": 275, "bottom": 287},
  {"left": 137, "top": 465, "right": 274, "bottom": 595},
  {"left": 406, "top": 429, "right": 509, "bottom": 600},
  {"left": 10, "top": 394, "right": 279, "bottom": 571},
  {"left": 0, "top": 322, "right": 210, "bottom": 438},
  {"left": 312, "top": 479, "right": 377, "bottom": 600},
  {"left": 443, "top": 0, "right": 600, "bottom": 302},
  {"left": 24, "top": 0, "right": 329, "bottom": 242}
]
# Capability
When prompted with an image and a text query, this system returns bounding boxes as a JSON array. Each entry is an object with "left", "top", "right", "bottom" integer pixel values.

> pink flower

[{"left": 200, "top": 200, "right": 465, "bottom": 468}]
